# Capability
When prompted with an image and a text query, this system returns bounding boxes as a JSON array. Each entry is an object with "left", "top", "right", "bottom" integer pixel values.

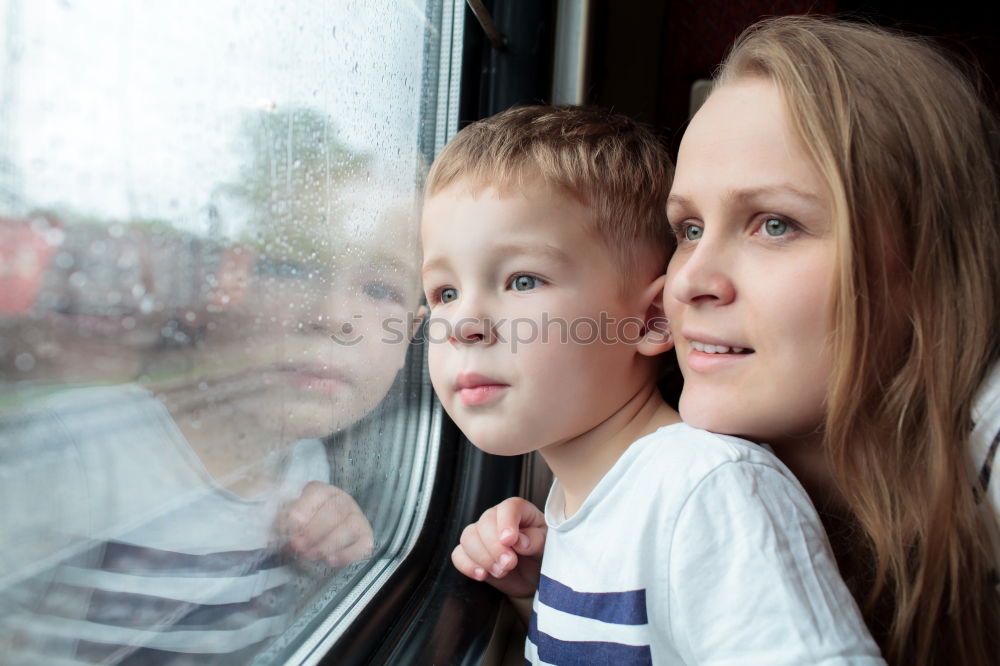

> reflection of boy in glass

[{"left": 0, "top": 196, "right": 423, "bottom": 664}]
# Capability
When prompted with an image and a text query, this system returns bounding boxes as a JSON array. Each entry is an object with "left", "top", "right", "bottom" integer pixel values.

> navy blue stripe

[
  {"left": 65, "top": 539, "right": 284, "bottom": 575},
  {"left": 76, "top": 636, "right": 270, "bottom": 665},
  {"left": 528, "top": 609, "right": 652, "bottom": 665},
  {"left": 978, "top": 426, "right": 999, "bottom": 495},
  {"left": 37, "top": 581, "right": 291, "bottom": 628},
  {"left": 537, "top": 574, "right": 648, "bottom": 625}
]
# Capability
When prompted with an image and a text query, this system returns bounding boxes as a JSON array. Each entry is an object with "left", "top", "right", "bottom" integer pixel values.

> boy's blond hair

[{"left": 426, "top": 105, "right": 674, "bottom": 285}]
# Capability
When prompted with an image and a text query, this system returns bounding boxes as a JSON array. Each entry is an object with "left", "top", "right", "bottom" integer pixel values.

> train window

[{"left": 0, "top": 0, "right": 463, "bottom": 663}]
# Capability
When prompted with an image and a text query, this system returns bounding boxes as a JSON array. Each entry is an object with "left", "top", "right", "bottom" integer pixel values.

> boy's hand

[
  {"left": 282, "top": 481, "right": 374, "bottom": 568},
  {"left": 452, "top": 497, "right": 547, "bottom": 603}
]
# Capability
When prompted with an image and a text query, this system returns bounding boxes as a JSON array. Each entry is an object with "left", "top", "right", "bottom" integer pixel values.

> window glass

[{"left": 0, "top": 1, "right": 457, "bottom": 663}]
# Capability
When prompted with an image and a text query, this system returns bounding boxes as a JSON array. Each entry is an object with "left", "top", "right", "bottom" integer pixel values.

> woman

[{"left": 665, "top": 15, "right": 1000, "bottom": 665}]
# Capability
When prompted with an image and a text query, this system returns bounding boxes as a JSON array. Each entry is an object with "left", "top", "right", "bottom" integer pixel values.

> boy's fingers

[
  {"left": 284, "top": 482, "right": 346, "bottom": 532},
  {"left": 460, "top": 522, "right": 516, "bottom": 576},
  {"left": 301, "top": 527, "right": 357, "bottom": 563},
  {"left": 512, "top": 525, "right": 547, "bottom": 557},
  {"left": 482, "top": 517, "right": 527, "bottom": 575},
  {"left": 452, "top": 544, "right": 488, "bottom": 581},
  {"left": 329, "top": 536, "right": 373, "bottom": 568},
  {"left": 287, "top": 484, "right": 366, "bottom": 554},
  {"left": 495, "top": 497, "right": 546, "bottom": 558},
  {"left": 459, "top": 523, "right": 501, "bottom": 570},
  {"left": 476, "top": 512, "right": 518, "bottom": 567},
  {"left": 298, "top": 504, "right": 352, "bottom": 550},
  {"left": 496, "top": 497, "right": 545, "bottom": 543},
  {"left": 311, "top": 514, "right": 374, "bottom": 567}
]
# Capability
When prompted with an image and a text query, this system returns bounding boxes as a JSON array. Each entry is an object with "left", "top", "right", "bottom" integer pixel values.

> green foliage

[{"left": 219, "top": 106, "right": 371, "bottom": 264}]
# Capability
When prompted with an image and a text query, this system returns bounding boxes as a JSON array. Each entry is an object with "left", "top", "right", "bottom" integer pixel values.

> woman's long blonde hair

[{"left": 718, "top": 15, "right": 1000, "bottom": 665}]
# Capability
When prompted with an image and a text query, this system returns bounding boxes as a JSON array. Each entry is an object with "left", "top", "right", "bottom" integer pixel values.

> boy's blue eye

[
  {"left": 763, "top": 217, "right": 789, "bottom": 236},
  {"left": 684, "top": 225, "right": 703, "bottom": 241},
  {"left": 363, "top": 281, "right": 404, "bottom": 303},
  {"left": 439, "top": 287, "right": 458, "bottom": 303},
  {"left": 510, "top": 275, "right": 540, "bottom": 292}
]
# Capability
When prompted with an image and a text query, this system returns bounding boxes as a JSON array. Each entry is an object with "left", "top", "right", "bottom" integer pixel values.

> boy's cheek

[
  {"left": 425, "top": 348, "right": 450, "bottom": 396},
  {"left": 410, "top": 305, "right": 428, "bottom": 339},
  {"left": 425, "top": 311, "right": 466, "bottom": 347}
]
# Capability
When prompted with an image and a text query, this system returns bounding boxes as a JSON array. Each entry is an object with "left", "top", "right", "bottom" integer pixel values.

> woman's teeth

[{"left": 690, "top": 340, "right": 745, "bottom": 354}]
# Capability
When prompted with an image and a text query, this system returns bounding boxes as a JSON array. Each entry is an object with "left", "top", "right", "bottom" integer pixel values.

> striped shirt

[
  {"left": 0, "top": 385, "right": 329, "bottom": 664},
  {"left": 526, "top": 423, "right": 885, "bottom": 665},
  {"left": 972, "top": 363, "right": 1000, "bottom": 589}
]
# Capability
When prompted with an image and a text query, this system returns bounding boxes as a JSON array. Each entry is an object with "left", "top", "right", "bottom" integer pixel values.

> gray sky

[{"left": 2, "top": 0, "right": 430, "bottom": 238}]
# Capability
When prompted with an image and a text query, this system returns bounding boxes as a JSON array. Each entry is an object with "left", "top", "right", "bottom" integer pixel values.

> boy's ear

[{"left": 636, "top": 274, "right": 673, "bottom": 357}]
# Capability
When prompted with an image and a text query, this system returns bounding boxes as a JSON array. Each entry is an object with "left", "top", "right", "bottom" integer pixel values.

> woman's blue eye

[
  {"left": 510, "top": 275, "right": 540, "bottom": 292},
  {"left": 683, "top": 224, "right": 703, "bottom": 241},
  {"left": 439, "top": 287, "right": 458, "bottom": 303},
  {"left": 763, "top": 217, "right": 789, "bottom": 236}
]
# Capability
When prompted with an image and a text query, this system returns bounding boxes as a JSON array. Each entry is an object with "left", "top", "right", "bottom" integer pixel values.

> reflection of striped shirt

[
  {"left": 8, "top": 542, "right": 296, "bottom": 665},
  {"left": 0, "top": 385, "right": 329, "bottom": 665},
  {"left": 525, "top": 423, "right": 884, "bottom": 666},
  {"left": 972, "top": 364, "right": 1000, "bottom": 590}
]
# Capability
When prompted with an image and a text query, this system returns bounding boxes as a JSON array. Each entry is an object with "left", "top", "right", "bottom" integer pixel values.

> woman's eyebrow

[
  {"left": 666, "top": 193, "right": 693, "bottom": 209},
  {"left": 729, "top": 184, "right": 826, "bottom": 206},
  {"left": 667, "top": 185, "right": 825, "bottom": 210}
]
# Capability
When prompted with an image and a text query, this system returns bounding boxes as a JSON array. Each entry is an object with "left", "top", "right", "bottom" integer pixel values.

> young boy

[
  {"left": 0, "top": 191, "right": 423, "bottom": 664},
  {"left": 421, "top": 106, "right": 884, "bottom": 664}
]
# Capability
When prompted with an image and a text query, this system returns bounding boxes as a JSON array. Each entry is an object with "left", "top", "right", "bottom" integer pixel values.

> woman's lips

[
  {"left": 682, "top": 334, "right": 755, "bottom": 374},
  {"left": 686, "top": 349, "right": 755, "bottom": 373},
  {"left": 685, "top": 344, "right": 754, "bottom": 374},
  {"left": 455, "top": 372, "right": 509, "bottom": 406},
  {"left": 690, "top": 340, "right": 751, "bottom": 354}
]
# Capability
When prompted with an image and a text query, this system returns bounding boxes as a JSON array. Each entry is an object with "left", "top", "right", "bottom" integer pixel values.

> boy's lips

[
  {"left": 455, "top": 371, "right": 509, "bottom": 406},
  {"left": 280, "top": 363, "right": 355, "bottom": 394}
]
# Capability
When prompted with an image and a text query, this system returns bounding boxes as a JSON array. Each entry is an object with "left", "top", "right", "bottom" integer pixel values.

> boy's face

[
  {"left": 421, "top": 181, "right": 650, "bottom": 456},
  {"left": 198, "top": 206, "right": 421, "bottom": 445},
  {"left": 248, "top": 242, "right": 418, "bottom": 440}
]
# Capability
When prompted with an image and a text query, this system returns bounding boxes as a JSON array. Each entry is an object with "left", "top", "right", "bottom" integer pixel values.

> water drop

[
  {"left": 68, "top": 271, "right": 87, "bottom": 288},
  {"left": 55, "top": 251, "right": 74, "bottom": 269},
  {"left": 14, "top": 353, "right": 35, "bottom": 372}
]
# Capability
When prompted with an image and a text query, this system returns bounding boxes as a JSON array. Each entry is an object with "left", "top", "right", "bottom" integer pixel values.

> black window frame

[{"left": 317, "top": 2, "right": 558, "bottom": 664}]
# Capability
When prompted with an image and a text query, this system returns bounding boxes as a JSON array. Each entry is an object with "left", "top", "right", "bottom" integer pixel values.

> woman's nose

[{"left": 668, "top": 240, "right": 736, "bottom": 307}]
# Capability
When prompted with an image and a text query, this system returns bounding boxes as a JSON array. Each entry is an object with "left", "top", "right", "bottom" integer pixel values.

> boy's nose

[
  {"left": 298, "top": 286, "right": 360, "bottom": 335},
  {"left": 450, "top": 316, "right": 495, "bottom": 346}
]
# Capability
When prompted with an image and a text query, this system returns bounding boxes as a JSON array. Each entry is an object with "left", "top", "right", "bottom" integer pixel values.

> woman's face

[{"left": 664, "top": 77, "right": 838, "bottom": 447}]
